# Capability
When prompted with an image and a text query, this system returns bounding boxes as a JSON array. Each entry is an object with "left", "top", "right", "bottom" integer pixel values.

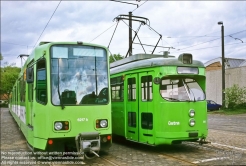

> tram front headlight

[
  {"left": 96, "top": 119, "right": 108, "bottom": 128},
  {"left": 100, "top": 120, "right": 108, "bottom": 128},
  {"left": 189, "top": 109, "right": 195, "bottom": 117},
  {"left": 54, "top": 122, "right": 63, "bottom": 130},
  {"left": 189, "top": 119, "right": 195, "bottom": 127}
]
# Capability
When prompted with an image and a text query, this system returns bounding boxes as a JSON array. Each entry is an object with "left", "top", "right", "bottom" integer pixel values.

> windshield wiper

[
  {"left": 182, "top": 80, "right": 196, "bottom": 102},
  {"left": 164, "top": 97, "right": 180, "bottom": 101},
  {"left": 57, "top": 61, "right": 65, "bottom": 109}
]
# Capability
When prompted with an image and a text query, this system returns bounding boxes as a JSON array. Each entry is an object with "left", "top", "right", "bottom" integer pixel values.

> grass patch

[{"left": 208, "top": 108, "right": 246, "bottom": 115}]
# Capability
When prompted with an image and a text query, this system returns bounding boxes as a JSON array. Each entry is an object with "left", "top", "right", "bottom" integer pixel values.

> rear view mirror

[{"left": 26, "top": 67, "right": 34, "bottom": 83}]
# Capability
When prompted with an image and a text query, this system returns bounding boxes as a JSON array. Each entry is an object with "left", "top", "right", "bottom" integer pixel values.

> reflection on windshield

[
  {"left": 160, "top": 78, "right": 205, "bottom": 102},
  {"left": 51, "top": 45, "right": 109, "bottom": 106}
]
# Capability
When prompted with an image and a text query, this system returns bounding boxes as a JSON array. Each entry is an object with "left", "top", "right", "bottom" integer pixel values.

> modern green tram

[
  {"left": 110, "top": 53, "right": 208, "bottom": 145},
  {"left": 8, "top": 41, "right": 112, "bottom": 158}
]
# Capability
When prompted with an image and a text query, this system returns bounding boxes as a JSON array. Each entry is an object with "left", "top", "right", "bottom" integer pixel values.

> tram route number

[{"left": 77, "top": 118, "right": 88, "bottom": 122}]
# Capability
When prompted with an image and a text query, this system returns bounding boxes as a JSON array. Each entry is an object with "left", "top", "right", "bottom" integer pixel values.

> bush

[{"left": 225, "top": 84, "right": 246, "bottom": 109}]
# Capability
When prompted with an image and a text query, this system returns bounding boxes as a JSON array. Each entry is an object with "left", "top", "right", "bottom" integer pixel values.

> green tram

[
  {"left": 110, "top": 53, "right": 207, "bottom": 145},
  {"left": 8, "top": 41, "right": 112, "bottom": 158}
]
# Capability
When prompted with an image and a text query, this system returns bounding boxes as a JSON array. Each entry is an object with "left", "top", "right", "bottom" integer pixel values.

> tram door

[
  {"left": 125, "top": 71, "right": 154, "bottom": 144},
  {"left": 125, "top": 74, "right": 139, "bottom": 141},
  {"left": 138, "top": 72, "right": 154, "bottom": 144}
]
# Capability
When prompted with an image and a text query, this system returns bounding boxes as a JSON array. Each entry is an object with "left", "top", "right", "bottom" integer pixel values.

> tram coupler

[
  {"left": 75, "top": 132, "right": 100, "bottom": 160},
  {"left": 198, "top": 138, "right": 211, "bottom": 145}
]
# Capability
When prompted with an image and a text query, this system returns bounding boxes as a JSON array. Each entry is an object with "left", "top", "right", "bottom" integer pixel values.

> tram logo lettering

[{"left": 168, "top": 121, "right": 180, "bottom": 125}]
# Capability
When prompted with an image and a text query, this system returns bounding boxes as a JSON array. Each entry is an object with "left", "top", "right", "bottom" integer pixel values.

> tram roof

[{"left": 110, "top": 54, "right": 204, "bottom": 75}]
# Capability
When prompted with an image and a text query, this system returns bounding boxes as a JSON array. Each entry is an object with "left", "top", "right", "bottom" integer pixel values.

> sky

[{"left": 1, "top": 1, "right": 246, "bottom": 67}]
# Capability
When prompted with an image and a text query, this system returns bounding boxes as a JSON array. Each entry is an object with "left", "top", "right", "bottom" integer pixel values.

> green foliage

[
  {"left": 208, "top": 108, "right": 246, "bottom": 115},
  {"left": 109, "top": 54, "right": 124, "bottom": 63},
  {"left": 225, "top": 84, "right": 246, "bottom": 109},
  {"left": 0, "top": 53, "right": 3, "bottom": 60},
  {"left": 0, "top": 66, "right": 21, "bottom": 100}
]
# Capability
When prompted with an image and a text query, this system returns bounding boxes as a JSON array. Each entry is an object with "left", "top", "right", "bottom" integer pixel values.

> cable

[
  {"left": 110, "top": 0, "right": 138, "bottom": 7},
  {"left": 1, "top": 42, "right": 35, "bottom": 47},
  {"left": 226, "top": 46, "right": 246, "bottom": 56},
  {"left": 90, "top": 22, "right": 117, "bottom": 42},
  {"left": 32, "top": 0, "right": 62, "bottom": 48},
  {"left": 173, "top": 42, "right": 245, "bottom": 52},
  {"left": 132, "top": 0, "right": 148, "bottom": 12},
  {"left": 176, "top": 37, "right": 221, "bottom": 51},
  {"left": 174, "top": 30, "right": 246, "bottom": 51}
]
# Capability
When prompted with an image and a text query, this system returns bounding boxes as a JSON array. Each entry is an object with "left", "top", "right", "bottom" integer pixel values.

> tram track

[
  {"left": 99, "top": 156, "right": 120, "bottom": 166},
  {"left": 184, "top": 141, "right": 246, "bottom": 153},
  {"left": 154, "top": 140, "right": 246, "bottom": 166},
  {"left": 157, "top": 152, "right": 197, "bottom": 165}
]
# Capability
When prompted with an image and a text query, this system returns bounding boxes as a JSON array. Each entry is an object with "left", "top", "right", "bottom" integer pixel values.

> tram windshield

[
  {"left": 50, "top": 45, "right": 109, "bottom": 106},
  {"left": 160, "top": 78, "right": 205, "bottom": 102}
]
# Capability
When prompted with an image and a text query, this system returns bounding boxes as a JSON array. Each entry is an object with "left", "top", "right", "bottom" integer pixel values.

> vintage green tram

[
  {"left": 8, "top": 41, "right": 112, "bottom": 158},
  {"left": 110, "top": 53, "right": 207, "bottom": 145}
]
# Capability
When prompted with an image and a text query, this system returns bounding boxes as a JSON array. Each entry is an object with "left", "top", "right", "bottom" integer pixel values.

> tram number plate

[
  {"left": 189, "top": 132, "right": 198, "bottom": 137},
  {"left": 77, "top": 118, "right": 88, "bottom": 122}
]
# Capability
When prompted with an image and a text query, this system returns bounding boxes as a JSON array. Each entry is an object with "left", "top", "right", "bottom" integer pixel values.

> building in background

[
  {"left": 205, "top": 57, "right": 246, "bottom": 104},
  {"left": 0, "top": 94, "right": 8, "bottom": 105}
]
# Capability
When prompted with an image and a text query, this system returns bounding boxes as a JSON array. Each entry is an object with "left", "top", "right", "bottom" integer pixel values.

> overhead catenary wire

[
  {"left": 226, "top": 44, "right": 246, "bottom": 56},
  {"left": 131, "top": 0, "right": 148, "bottom": 12},
  {"left": 1, "top": 42, "right": 35, "bottom": 47},
  {"left": 174, "top": 30, "right": 246, "bottom": 51},
  {"left": 90, "top": 0, "right": 148, "bottom": 44},
  {"left": 90, "top": 22, "right": 117, "bottom": 42},
  {"left": 32, "top": 0, "right": 62, "bottom": 49},
  {"left": 173, "top": 42, "right": 245, "bottom": 52}
]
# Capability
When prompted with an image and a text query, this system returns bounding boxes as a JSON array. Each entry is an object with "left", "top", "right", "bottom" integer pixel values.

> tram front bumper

[
  {"left": 75, "top": 132, "right": 100, "bottom": 155},
  {"left": 155, "top": 131, "right": 207, "bottom": 145}
]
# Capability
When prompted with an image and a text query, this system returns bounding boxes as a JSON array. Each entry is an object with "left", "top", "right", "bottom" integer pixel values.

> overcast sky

[{"left": 1, "top": 1, "right": 246, "bottom": 67}]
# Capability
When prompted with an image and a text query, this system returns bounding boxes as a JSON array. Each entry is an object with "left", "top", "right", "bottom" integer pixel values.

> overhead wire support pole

[
  {"left": 114, "top": 14, "right": 149, "bottom": 57},
  {"left": 125, "top": 22, "right": 143, "bottom": 57},
  {"left": 121, "top": 20, "right": 146, "bottom": 56},
  {"left": 129, "top": 12, "right": 133, "bottom": 56},
  {"left": 218, "top": 21, "right": 225, "bottom": 108}
]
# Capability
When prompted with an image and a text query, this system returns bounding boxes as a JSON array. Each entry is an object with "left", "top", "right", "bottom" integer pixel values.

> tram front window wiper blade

[
  {"left": 164, "top": 97, "right": 180, "bottom": 101},
  {"left": 57, "top": 60, "right": 65, "bottom": 109}
]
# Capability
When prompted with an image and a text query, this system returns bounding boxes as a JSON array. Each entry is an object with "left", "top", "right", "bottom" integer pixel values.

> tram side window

[
  {"left": 111, "top": 76, "right": 124, "bottom": 102},
  {"left": 141, "top": 75, "right": 153, "bottom": 101},
  {"left": 128, "top": 78, "right": 136, "bottom": 101},
  {"left": 28, "top": 83, "right": 33, "bottom": 102},
  {"left": 141, "top": 113, "right": 153, "bottom": 129},
  {"left": 16, "top": 84, "right": 18, "bottom": 103},
  {"left": 128, "top": 112, "right": 136, "bottom": 127},
  {"left": 20, "top": 76, "right": 26, "bottom": 102},
  {"left": 18, "top": 80, "right": 21, "bottom": 102},
  {"left": 36, "top": 59, "right": 47, "bottom": 104}
]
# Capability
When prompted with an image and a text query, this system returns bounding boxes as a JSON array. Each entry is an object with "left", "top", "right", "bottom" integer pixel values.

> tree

[
  {"left": 0, "top": 53, "right": 3, "bottom": 60},
  {"left": 225, "top": 84, "right": 246, "bottom": 109},
  {"left": 0, "top": 66, "right": 21, "bottom": 100},
  {"left": 109, "top": 54, "right": 124, "bottom": 63}
]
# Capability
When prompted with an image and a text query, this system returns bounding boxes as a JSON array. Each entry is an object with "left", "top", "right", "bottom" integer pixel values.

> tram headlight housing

[
  {"left": 189, "top": 109, "right": 195, "bottom": 117},
  {"left": 54, "top": 122, "right": 63, "bottom": 130},
  {"left": 54, "top": 121, "right": 69, "bottom": 131},
  {"left": 96, "top": 119, "right": 108, "bottom": 128},
  {"left": 189, "top": 119, "right": 195, "bottom": 127}
]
